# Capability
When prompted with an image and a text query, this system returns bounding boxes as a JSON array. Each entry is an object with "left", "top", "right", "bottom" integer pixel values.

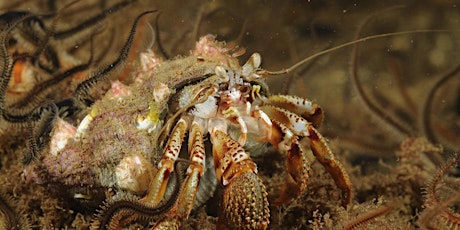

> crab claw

[
  {"left": 211, "top": 129, "right": 269, "bottom": 229},
  {"left": 220, "top": 171, "right": 269, "bottom": 230}
]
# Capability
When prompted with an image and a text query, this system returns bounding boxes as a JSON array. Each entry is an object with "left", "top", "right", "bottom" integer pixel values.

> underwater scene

[{"left": 0, "top": 0, "right": 459, "bottom": 229}]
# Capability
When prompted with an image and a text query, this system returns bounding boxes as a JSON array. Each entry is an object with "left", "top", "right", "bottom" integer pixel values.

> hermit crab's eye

[
  {"left": 219, "top": 82, "right": 229, "bottom": 91},
  {"left": 239, "top": 85, "right": 251, "bottom": 95}
]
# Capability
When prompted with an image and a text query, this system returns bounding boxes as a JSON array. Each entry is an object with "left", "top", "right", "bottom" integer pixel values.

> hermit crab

[
  {"left": 1, "top": 8, "right": 351, "bottom": 230},
  {"left": 108, "top": 34, "right": 352, "bottom": 229},
  {"left": 1, "top": 0, "right": 459, "bottom": 229},
  {"left": 0, "top": 3, "right": 355, "bottom": 229}
]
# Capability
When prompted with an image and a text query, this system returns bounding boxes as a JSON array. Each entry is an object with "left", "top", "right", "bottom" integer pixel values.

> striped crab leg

[
  {"left": 143, "top": 118, "right": 188, "bottom": 205},
  {"left": 152, "top": 119, "right": 207, "bottom": 229}
]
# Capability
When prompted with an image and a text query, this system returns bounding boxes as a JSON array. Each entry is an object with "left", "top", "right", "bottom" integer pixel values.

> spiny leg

[
  {"left": 22, "top": 11, "right": 156, "bottom": 164},
  {"left": 152, "top": 13, "right": 170, "bottom": 59},
  {"left": 24, "top": 102, "right": 58, "bottom": 164},
  {"left": 53, "top": 0, "right": 140, "bottom": 39},
  {"left": 31, "top": 1, "right": 81, "bottom": 74},
  {"left": 92, "top": 161, "right": 184, "bottom": 230},
  {"left": 3, "top": 6, "right": 98, "bottom": 110},
  {"left": 0, "top": 12, "right": 94, "bottom": 164},
  {"left": 0, "top": 12, "right": 48, "bottom": 123},
  {"left": 10, "top": 29, "right": 97, "bottom": 110},
  {"left": 74, "top": 10, "right": 156, "bottom": 107},
  {"left": 1, "top": 9, "right": 87, "bottom": 117},
  {"left": 6, "top": 3, "right": 86, "bottom": 76}
]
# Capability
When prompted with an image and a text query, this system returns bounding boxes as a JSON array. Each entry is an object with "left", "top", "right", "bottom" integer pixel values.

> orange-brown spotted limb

[
  {"left": 150, "top": 119, "right": 208, "bottom": 229},
  {"left": 211, "top": 129, "right": 270, "bottom": 230},
  {"left": 257, "top": 94, "right": 352, "bottom": 207},
  {"left": 307, "top": 125, "right": 352, "bottom": 207}
]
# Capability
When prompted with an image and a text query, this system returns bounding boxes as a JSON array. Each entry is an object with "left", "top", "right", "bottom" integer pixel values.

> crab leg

[
  {"left": 267, "top": 95, "right": 323, "bottom": 128},
  {"left": 264, "top": 118, "right": 312, "bottom": 195},
  {"left": 306, "top": 125, "right": 352, "bottom": 207},
  {"left": 210, "top": 129, "right": 269, "bottom": 229},
  {"left": 181, "top": 120, "right": 206, "bottom": 214},
  {"left": 267, "top": 95, "right": 351, "bottom": 206},
  {"left": 260, "top": 103, "right": 352, "bottom": 207},
  {"left": 153, "top": 120, "right": 206, "bottom": 229},
  {"left": 143, "top": 117, "right": 188, "bottom": 205}
]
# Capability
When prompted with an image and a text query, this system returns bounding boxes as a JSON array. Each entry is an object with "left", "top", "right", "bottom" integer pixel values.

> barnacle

[{"left": 114, "top": 153, "right": 156, "bottom": 194}]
